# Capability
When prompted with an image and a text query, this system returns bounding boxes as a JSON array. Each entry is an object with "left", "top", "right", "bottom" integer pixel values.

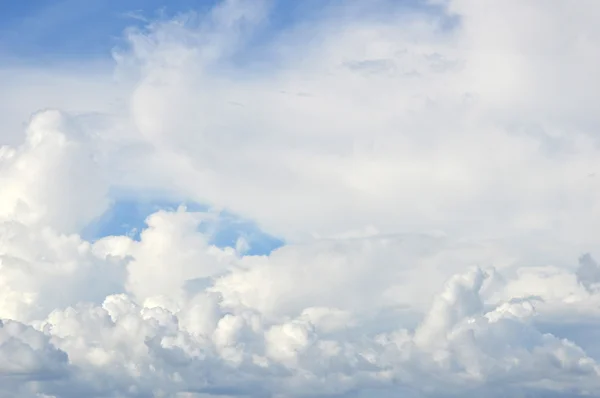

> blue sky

[
  {"left": 0, "top": 0, "right": 217, "bottom": 59},
  {"left": 81, "top": 199, "right": 284, "bottom": 255}
]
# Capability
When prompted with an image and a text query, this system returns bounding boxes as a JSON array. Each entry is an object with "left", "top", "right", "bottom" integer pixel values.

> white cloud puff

[
  {"left": 2, "top": 0, "right": 600, "bottom": 396},
  {"left": 0, "top": 110, "right": 109, "bottom": 233}
]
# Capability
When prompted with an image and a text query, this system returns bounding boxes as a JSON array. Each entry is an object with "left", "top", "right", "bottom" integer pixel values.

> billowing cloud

[
  {"left": 0, "top": 110, "right": 110, "bottom": 233},
  {"left": 1, "top": 0, "right": 600, "bottom": 396}
]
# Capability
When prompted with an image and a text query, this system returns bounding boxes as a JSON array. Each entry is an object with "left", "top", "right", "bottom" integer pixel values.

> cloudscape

[{"left": 2, "top": 0, "right": 600, "bottom": 396}]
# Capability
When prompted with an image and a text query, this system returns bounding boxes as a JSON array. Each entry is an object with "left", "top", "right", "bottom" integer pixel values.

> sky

[
  {"left": 2, "top": 0, "right": 600, "bottom": 397},
  {"left": 0, "top": 0, "right": 216, "bottom": 58}
]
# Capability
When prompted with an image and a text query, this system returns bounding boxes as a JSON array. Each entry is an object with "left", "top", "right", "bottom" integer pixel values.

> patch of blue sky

[
  {"left": 82, "top": 198, "right": 284, "bottom": 256},
  {"left": 0, "top": 0, "right": 218, "bottom": 62}
]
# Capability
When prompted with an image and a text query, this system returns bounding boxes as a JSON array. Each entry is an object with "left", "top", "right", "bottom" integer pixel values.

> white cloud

[
  {"left": 0, "top": 110, "right": 110, "bottom": 233},
  {"left": 103, "top": 0, "right": 600, "bottom": 253},
  {"left": 2, "top": 0, "right": 600, "bottom": 396},
  {"left": 0, "top": 202, "right": 600, "bottom": 395}
]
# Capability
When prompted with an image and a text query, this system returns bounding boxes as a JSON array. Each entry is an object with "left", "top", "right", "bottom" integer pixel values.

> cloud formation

[{"left": 2, "top": 0, "right": 600, "bottom": 396}]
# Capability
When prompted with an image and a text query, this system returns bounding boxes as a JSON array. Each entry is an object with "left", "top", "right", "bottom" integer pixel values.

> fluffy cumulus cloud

[{"left": 3, "top": 0, "right": 600, "bottom": 396}]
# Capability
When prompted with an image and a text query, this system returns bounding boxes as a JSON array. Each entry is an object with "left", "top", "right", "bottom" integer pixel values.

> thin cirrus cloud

[{"left": 1, "top": 0, "right": 600, "bottom": 397}]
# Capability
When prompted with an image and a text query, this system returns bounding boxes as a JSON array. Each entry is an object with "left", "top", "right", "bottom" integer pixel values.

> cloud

[
  {"left": 0, "top": 196, "right": 600, "bottom": 396},
  {"left": 104, "top": 0, "right": 600, "bottom": 253},
  {"left": 1, "top": 0, "right": 600, "bottom": 396},
  {"left": 0, "top": 110, "right": 110, "bottom": 233}
]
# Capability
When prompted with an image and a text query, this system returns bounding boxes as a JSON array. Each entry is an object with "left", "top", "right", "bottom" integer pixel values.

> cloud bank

[{"left": 2, "top": 0, "right": 600, "bottom": 396}]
